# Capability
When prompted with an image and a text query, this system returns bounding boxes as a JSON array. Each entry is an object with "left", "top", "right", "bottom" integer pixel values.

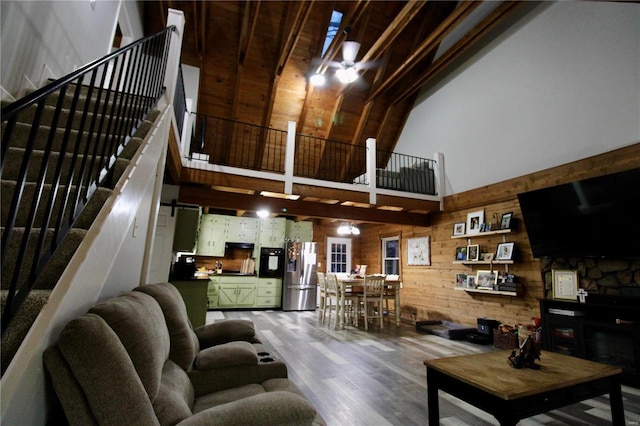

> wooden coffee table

[{"left": 424, "top": 350, "right": 624, "bottom": 425}]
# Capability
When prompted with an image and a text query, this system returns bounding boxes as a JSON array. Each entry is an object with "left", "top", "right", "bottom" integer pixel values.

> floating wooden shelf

[
  {"left": 454, "top": 286, "right": 521, "bottom": 297},
  {"left": 451, "top": 229, "right": 511, "bottom": 239},
  {"left": 452, "top": 260, "right": 514, "bottom": 265}
]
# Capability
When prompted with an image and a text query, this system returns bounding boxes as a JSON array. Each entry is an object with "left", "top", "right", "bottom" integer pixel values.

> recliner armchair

[{"left": 43, "top": 282, "right": 324, "bottom": 425}]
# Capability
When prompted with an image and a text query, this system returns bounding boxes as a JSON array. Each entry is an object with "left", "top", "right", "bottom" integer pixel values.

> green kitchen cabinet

[{"left": 169, "top": 280, "right": 208, "bottom": 327}]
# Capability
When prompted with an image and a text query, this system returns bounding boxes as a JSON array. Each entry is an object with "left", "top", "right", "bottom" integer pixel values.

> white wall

[
  {"left": 0, "top": 0, "right": 143, "bottom": 95},
  {"left": 395, "top": 2, "right": 640, "bottom": 196}
]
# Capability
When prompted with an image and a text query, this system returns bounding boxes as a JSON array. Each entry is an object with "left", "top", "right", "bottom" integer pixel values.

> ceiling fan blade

[{"left": 342, "top": 41, "right": 361, "bottom": 63}]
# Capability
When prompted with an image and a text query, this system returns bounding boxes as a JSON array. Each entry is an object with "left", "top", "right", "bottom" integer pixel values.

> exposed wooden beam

[
  {"left": 393, "top": 1, "right": 525, "bottom": 105},
  {"left": 276, "top": 1, "right": 314, "bottom": 77},
  {"left": 358, "top": 0, "right": 428, "bottom": 65},
  {"left": 367, "top": 1, "right": 482, "bottom": 103},
  {"left": 178, "top": 186, "right": 433, "bottom": 227}
]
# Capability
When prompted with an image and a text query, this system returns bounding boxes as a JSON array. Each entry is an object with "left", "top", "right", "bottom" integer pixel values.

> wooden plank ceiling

[{"left": 142, "top": 1, "right": 525, "bottom": 225}]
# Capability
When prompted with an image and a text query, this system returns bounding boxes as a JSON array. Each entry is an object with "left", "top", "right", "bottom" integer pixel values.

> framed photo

[
  {"left": 453, "top": 222, "right": 466, "bottom": 236},
  {"left": 455, "top": 273, "right": 467, "bottom": 287},
  {"left": 495, "top": 242, "right": 515, "bottom": 261},
  {"left": 466, "top": 210, "right": 484, "bottom": 235},
  {"left": 480, "top": 252, "right": 494, "bottom": 262},
  {"left": 466, "top": 275, "right": 476, "bottom": 288},
  {"left": 467, "top": 244, "right": 480, "bottom": 261},
  {"left": 476, "top": 270, "right": 498, "bottom": 288},
  {"left": 455, "top": 246, "right": 467, "bottom": 261},
  {"left": 500, "top": 212, "right": 513, "bottom": 230},
  {"left": 407, "top": 236, "right": 430, "bottom": 266},
  {"left": 552, "top": 269, "right": 579, "bottom": 300}
]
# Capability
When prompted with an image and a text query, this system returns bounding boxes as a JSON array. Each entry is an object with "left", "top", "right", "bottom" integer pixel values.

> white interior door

[
  {"left": 147, "top": 205, "right": 176, "bottom": 283},
  {"left": 326, "top": 237, "right": 352, "bottom": 274}
]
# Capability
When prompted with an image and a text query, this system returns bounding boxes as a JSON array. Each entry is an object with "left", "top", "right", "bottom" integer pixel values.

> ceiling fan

[{"left": 310, "top": 37, "right": 373, "bottom": 87}]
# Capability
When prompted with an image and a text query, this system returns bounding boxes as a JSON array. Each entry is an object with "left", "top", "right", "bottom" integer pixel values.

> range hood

[{"left": 225, "top": 242, "right": 255, "bottom": 250}]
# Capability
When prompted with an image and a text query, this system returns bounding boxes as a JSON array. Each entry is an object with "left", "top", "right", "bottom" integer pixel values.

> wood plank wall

[{"left": 312, "top": 143, "right": 639, "bottom": 328}]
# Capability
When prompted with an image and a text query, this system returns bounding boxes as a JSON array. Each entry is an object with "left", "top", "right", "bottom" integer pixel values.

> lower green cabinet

[{"left": 169, "top": 280, "right": 209, "bottom": 327}]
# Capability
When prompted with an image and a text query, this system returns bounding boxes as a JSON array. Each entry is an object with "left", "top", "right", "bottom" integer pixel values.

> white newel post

[
  {"left": 367, "top": 138, "right": 377, "bottom": 205},
  {"left": 435, "top": 151, "right": 445, "bottom": 211},
  {"left": 284, "top": 121, "right": 296, "bottom": 194},
  {"left": 163, "top": 9, "right": 185, "bottom": 107}
]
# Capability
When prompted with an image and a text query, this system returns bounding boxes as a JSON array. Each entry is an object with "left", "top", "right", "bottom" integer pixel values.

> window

[
  {"left": 327, "top": 237, "right": 352, "bottom": 273},
  {"left": 322, "top": 10, "right": 343, "bottom": 56},
  {"left": 382, "top": 236, "right": 400, "bottom": 275}
]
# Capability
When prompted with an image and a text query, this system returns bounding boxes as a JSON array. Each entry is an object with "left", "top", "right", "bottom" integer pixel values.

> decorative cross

[{"left": 577, "top": 288, "right": 588, "bottom": 304}]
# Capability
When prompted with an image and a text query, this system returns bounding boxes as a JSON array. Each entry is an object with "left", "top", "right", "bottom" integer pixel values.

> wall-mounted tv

[{"left": 517, "top": 168, "right": 640, "bottom": 258}]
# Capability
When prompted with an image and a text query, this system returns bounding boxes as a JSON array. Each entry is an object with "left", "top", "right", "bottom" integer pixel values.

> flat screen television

[{"left": 517, "top": 168, "right": 640, "bottom": 258}]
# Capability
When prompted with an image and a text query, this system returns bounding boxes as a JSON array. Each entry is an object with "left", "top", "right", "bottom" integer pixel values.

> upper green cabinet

[
  {"left": 258, "top": 218, "right": 286, "bottom": 248},
  {"left": 226, "top": 217, "right": 258, "bottom": 243},
  {"left": 196, "top": 214, "right": 228, "bottom": 256},
  {"left": 285, "top": 220, "right": 313, "bottom": 242}
]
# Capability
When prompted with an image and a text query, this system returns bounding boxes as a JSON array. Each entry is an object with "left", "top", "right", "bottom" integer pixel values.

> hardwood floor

[{"left": 209, "top": 310, "right": 640, "bottom": 426}]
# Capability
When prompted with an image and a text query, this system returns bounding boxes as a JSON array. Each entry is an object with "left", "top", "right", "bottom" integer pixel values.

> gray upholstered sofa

[{"left": 43, "top": 282, "right": 324, "bottom": 425}]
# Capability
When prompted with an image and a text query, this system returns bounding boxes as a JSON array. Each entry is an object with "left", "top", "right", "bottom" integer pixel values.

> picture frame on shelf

[
  {"left": 455, "top": 246, "right": 467, "bottom": 261},
  {"left": 476, "top": 270, "right": 498, "bottom": 288},
  {"left": 480, "top": 252, "right": 494, "bottom": 262},
  {"left": 466, "top": 275, "right": 476, "bottom": 288},
  {"left": 552, "top": 269, "right": 579, "bottom": 300},
  {"left": 500, "top": 212, "right": 513, "bottom": 230},
  {"left": 496, "top": 242, "right": 515, "bottom": 261},
  {"left": 456, "top": 273, "right": 467, "bottom": 287},
  {"left": 467, "top": 244, "right": 480, "bottom": 261},
  {"left": 466, "top": 210, "right": 484, "bottom": 234},
  {"left": 453, "top": 222, "right": 466, "bottom": 236}
]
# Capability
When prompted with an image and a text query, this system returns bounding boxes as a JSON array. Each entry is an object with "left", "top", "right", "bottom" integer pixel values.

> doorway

[{"left": 326, "top": 237, "right": 352, "bottom": 273}]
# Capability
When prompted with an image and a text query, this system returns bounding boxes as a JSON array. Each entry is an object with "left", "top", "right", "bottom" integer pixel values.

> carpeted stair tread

[
  {"left": 2, "top": 121, "right": 118, "bottom": 152},
  {"left": 1, "top": 227, "right": 87, "bottom": 291},
  {"left": 5, "top": 103, "right": 150, "bottom": 136},
  {"left": 1, "top": 181, "right": 111, "bottom": 229},
  {"left": 0, "top": 289, "right": 51, "bottom": 375},
  {"left": 3, "top": 147, "right": 132, "bottom": 186}
]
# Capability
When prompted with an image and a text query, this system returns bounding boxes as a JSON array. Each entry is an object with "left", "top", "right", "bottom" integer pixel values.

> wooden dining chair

[
  {"left": 359, "top": 275, "right": 385, "bottom": 330},
  {"left": 324, "top": 273, "right": 340, "bottom": 328},
  {"left": 317, "top": 272, "right": 327, "bottom": 322}
]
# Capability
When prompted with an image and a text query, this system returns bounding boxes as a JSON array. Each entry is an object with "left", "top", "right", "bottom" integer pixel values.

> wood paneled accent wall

[{"left": 312, "top": 143, "right": 639, "bottom": 328}]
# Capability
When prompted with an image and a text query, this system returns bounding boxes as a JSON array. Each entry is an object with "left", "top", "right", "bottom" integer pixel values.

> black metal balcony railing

[
  {"left": 190, "top": 114, "right": 437, "bottom": 196},
  {"left": 0, "top": 26, "right": 175, "bottom": 334},
  {"left": 295, "top": 134, "right": 367, "bottom": 183},
  {"left": 192, "top": 114, "right": 287, "bottom": 173},
  {"left": 174, "top": 64, "right": 187, "bottom": 139}
]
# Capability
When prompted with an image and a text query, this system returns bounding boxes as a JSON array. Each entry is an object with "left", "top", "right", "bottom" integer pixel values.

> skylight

[{"left": 321, "top": 10, "right": 343, "bottom": 56}]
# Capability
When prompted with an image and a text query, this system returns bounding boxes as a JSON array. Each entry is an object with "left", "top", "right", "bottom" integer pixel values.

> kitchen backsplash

[{"left": 194, "top": 248, "right": 255, "bottom": 273}]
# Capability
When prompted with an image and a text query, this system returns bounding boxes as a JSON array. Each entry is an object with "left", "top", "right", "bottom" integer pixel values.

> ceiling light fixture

[
  {"left": 335, "top": 66, "right": 359, "bottom": 84},
  {"left": 337, "top": 222, "right": 360, "bottom": 235},
  {"left": 256, "top": 209, "right": 269, "bottom": 219},
  {"left": 310, "top": 73, "right": 326, "bottom": 86}
]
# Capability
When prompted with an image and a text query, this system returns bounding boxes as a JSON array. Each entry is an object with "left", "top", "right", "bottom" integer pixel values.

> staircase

[
  {"left": 0, "top": 25, "right": 176, "bottom": 379},
  {"left": 1, "top": 85, "right": 161, "bottom": 375}
]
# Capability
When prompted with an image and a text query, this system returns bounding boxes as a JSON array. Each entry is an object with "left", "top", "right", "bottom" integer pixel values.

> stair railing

[{"left": 0, "top": 26, "right": 175, "bottom": 334}]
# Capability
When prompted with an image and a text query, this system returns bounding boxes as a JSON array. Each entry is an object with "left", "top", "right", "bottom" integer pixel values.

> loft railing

[
  {"left": 295, "top": 133, "right": 367, "bottom": 183},
  {"left": 188, "top": 114, "right": 437, "bottom": 197},
  {"left": 192, "top": 114, "right": 287, "bottom": 173},
  {"left": 174, "top": 64, "right": 187, "bottom": 139},
  {"left": 0, "top": 26, "right": 175, "bottom": 334}
]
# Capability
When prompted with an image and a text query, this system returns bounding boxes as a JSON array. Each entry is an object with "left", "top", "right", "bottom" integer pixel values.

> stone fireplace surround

[{"left": 541, "top": 257, "right": 640, "bottom": 298}]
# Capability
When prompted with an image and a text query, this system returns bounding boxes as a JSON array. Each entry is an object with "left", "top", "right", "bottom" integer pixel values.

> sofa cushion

[
  {"left": 196, "top": 341, "right": 258, "bottom": 370},
  {"left": 153, "top": 360, "right": 196, "bottom": 426},
  {"left": 56, "top": 314, "right": 159, "bottom": 425},
  {"left": 194, "top": 319, "right": 259, "bottom": 347},
  {"left": 134, "top": 282, "right": 200, "bottom": 370},
  {"left": 89, "top": 291, "right": 170, "bottom": 402},
  {"left": 181, "top": 391, "right": 318, "bottom": 426},
  {"left": 192, "top": 384, "right": 265, "bottom": 412},
  {"left": 43, "top": 346, "right": 98, "bottom": 426}
]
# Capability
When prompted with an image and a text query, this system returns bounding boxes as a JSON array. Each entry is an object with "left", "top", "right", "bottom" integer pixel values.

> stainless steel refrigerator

[{"left": 282, "top": 241, "right": 318, "bottom": 311}]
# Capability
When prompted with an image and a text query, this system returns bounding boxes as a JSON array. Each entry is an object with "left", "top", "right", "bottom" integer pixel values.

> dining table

[{"left": 335, "top": 275, "right": 401, "bottom": 329}]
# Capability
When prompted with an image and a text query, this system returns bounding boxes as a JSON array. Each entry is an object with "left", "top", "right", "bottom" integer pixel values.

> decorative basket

[{"left": 493, "top": 329, "right": 518, "bottom": 349}]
